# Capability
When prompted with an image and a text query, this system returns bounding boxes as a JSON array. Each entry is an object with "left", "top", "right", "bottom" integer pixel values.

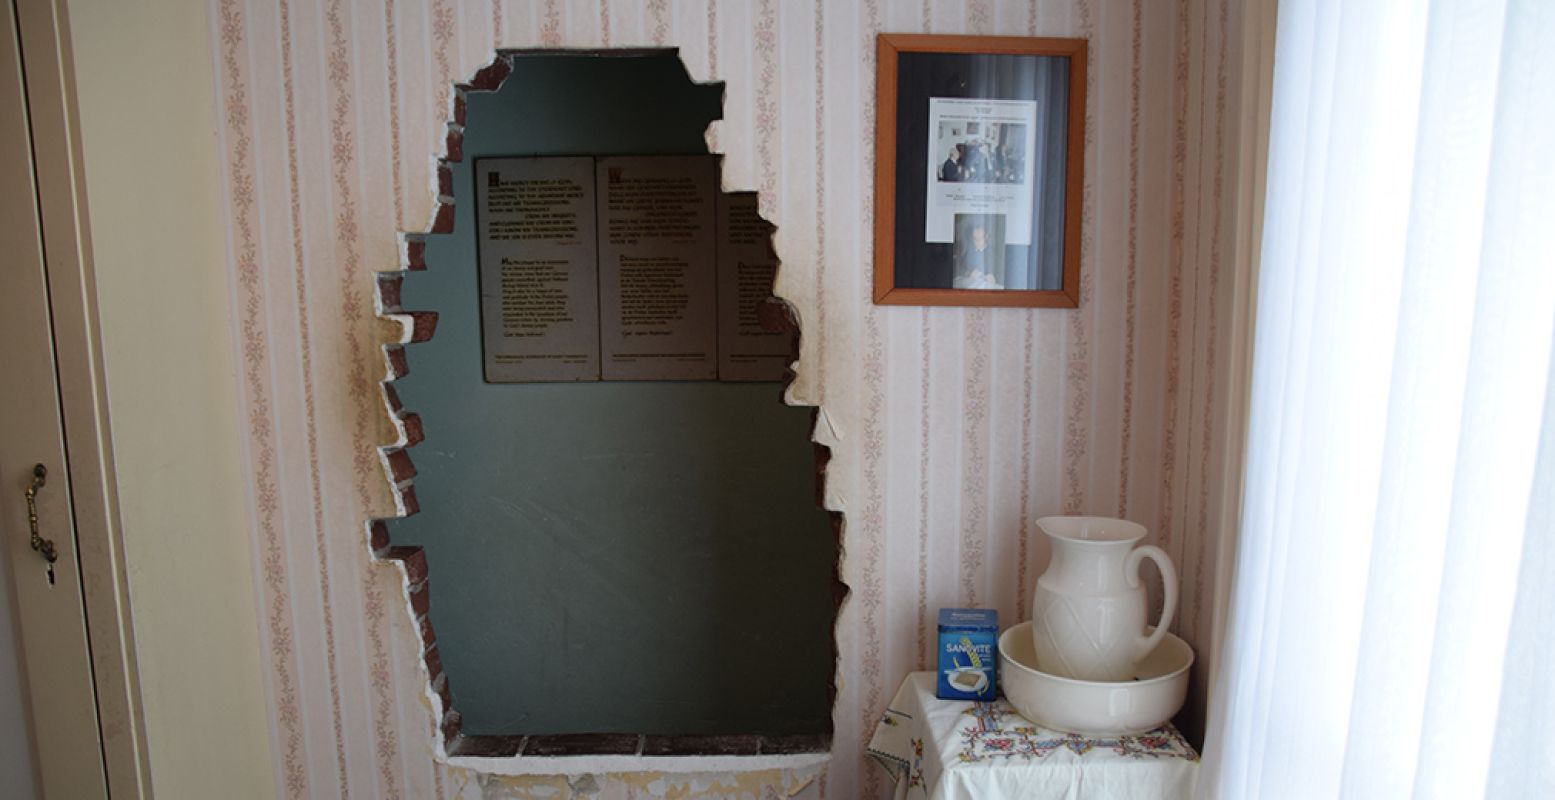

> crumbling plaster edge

[
  {"left": 370, "top": 48, "right": 846, "bottom": 773},
  {"left": 447, "top": 752, "right": 831, "bottom": 778}
]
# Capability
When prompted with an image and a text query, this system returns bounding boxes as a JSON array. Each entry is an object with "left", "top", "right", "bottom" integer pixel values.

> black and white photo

[
  {"left": 873, "top": 34, "right": 1086, "bottom": 307},
  {"left": 951, "top": 214, "right": 1007, "bottom": 290}
]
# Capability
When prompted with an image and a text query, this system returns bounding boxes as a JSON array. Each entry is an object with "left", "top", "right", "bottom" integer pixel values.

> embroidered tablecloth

[{"left": 867, "top": 672, "right": 1199, "bottom": 800}]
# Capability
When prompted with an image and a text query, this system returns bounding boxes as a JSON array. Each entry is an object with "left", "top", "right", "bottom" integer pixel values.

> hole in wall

[{"left": 371, "top": 50, "right": 843, "bottom": 759}]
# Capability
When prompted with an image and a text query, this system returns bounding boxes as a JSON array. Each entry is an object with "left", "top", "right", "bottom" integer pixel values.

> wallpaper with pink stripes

[{"left": 209, "top": 0, "right": 1244, "bottom": 797}]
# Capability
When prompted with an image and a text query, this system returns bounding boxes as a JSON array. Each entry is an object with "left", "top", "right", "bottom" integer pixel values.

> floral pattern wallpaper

[{"left": 209, "top": 0, "right": 1245, "bottom": 797}]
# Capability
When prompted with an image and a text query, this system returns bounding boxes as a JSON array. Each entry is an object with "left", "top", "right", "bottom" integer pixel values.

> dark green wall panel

[{"left": 389, "top": 52, "right": 836, "bottom": 736}]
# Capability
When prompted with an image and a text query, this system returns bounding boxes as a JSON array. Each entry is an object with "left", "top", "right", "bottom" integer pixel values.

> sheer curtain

[{"left": 1200, "top": 0, "right": 1554, "bottom": 797}]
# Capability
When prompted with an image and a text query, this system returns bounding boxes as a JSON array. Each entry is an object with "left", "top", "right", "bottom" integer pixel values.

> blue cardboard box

[{"left": 937, "top": 608, "right": 999, "bottom": 701}]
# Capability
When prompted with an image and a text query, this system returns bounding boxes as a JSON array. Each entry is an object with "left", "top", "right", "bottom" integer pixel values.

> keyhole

[{"left": 46, "top": 563, "right": 54, "bottom": 586}]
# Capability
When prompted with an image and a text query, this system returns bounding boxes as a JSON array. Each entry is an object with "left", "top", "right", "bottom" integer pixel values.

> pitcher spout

[{"left": 1036, "top": 516, "right": 1147, "bottom": 595}]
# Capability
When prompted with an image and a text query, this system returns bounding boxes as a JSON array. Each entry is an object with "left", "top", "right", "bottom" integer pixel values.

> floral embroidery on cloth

[
  {"left": 908, "top": 738, "right": 928, "bottom": 789},
  {"left": 955, "top": 701, "right": 1198, "bottom": 763},
  {"left": 867, "top": 673, "right": 1200, "bottom": 799},
  {"left": 866, "top": 708, "right": 915, "bottom": 777}
]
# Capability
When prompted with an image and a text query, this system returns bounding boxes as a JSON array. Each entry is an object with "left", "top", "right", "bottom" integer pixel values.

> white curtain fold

[{"left": 1200, "top": 0, "right": 1554, "bottom": 797}]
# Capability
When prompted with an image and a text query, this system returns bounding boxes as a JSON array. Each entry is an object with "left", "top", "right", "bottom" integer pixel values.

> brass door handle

[{"left": 24, "top": 464, "right": 58, "bottom": 564}]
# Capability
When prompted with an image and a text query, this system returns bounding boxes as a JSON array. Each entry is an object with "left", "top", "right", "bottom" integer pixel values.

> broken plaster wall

[
  {"left": 454, "top": 769, "right": 820, "bottom": 800},
  {"left": 167, "top": 0, "right": 1255, "bottom": 797}
]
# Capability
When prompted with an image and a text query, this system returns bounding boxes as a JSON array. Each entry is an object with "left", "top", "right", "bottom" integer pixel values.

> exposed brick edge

[
  {"left": 447, "top": 732, "right": 832, "bottom": 759},
  {"left": 367, "top": 52, "right": 516, "bottom": 757},
  {"left": 365, "top": 52, "right": 842, "bottom": 763}
]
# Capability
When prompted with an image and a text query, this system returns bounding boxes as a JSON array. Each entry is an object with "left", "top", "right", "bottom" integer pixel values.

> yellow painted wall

[{"left": 66, "top": 0, "right": 276, "bottom": 796}]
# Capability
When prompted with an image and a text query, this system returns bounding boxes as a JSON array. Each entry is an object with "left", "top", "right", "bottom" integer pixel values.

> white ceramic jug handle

[{"left": 1127, "top": 544, "right": 1178, "bottom": 661}]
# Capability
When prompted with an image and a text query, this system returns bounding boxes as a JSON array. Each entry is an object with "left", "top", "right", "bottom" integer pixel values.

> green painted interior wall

[{"left": 389, "top": 52, "right": 837, "bottom": 736}]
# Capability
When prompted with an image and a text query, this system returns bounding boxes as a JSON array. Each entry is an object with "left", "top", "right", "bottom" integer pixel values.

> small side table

[{"left": 867, "top": 673, "right": 1199, "bottom": 800}]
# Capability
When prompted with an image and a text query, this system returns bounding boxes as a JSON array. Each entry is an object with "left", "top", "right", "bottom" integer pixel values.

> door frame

[{"left": 12, "top": 0, "right": 150, "bottom": 795}]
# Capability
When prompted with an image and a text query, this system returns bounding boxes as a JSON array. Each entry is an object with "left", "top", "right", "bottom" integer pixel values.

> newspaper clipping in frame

[{"left": 924, "top": 98, "right": 1037, "bottom": 291}]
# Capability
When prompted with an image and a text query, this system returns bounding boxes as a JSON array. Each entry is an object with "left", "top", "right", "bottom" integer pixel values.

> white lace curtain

[{"left": 1200, "top": 0, "right": 1554, "bottom": 797}]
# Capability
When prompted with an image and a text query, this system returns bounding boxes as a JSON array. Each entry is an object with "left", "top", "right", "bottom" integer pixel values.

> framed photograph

[{"left": 873, "top": 34, "right": 1087, "bottom": 307}]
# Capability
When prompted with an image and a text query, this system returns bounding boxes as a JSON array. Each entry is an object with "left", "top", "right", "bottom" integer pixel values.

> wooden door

[{"left": 0, "top": 0, "right": 110, "bottom": 796}]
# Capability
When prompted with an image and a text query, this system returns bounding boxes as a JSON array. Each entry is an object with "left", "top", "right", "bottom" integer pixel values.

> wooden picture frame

[{"left": 873, "top": 34, "right": 1087, "bottom": 307}]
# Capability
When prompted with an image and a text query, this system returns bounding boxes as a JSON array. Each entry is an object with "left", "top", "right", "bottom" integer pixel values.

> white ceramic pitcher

[{"left": 1030, "top": 516, "right": 1177, "bottom": 681}]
